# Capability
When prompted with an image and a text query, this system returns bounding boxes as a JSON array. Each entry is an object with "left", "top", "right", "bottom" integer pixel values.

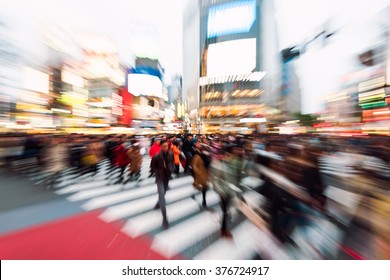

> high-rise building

[
  {"left": 167, "top": 75, "right": 182, "bottom": 103},
  {"left": 125, "top": 57, "right": 165, "bottom": 130},
  {"left": 183, "top": 0, "right": 281, "bottom": 133}
]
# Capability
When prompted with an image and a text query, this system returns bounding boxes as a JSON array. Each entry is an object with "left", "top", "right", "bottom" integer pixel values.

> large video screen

[
  {"left": 127, "top": 74, "right": 163, "bottom": 99},
  {"left": 22, "top": 67, "right": 49, "bottom": 94},
  {"left": 207, "top": 0, "right": 256, "bottom": 38},
  {"left": 207, "top": 38, "right": 256, "bottom": 77}
]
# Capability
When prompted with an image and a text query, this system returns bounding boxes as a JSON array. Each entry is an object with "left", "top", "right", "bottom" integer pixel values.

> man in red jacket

[{"left": 148, "top": 138, "right": 161, "bottom": 177}]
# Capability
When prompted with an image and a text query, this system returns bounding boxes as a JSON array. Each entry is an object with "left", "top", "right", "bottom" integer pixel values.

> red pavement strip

[{"left": 0, "top": 210, "right": 180, "bottom": 260}]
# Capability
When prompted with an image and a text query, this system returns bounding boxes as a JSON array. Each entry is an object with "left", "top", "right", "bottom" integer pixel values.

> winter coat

[
  {"left": 151, "top": 151, "right": 174, "bottom": 182},
  {"left": 210, "top": 157, "right": 244, "bottom": 199},
  {"left": 171, "top": 144, "right": 181, "bottom": 165},
  {"left": 192, "top": 153, "right": 210, "bottom": 190},
  {"left": 113, "top": 144, "right": 129, "bottom": 167},
  {"left": 183, "top": 139, "right": 194, "bottom": 153},
  {"left": 149, "top": 142, "right": 161, "bottom": 158},
  {"left": 127, "top": 147, "right": 143, "bottom": 173}
]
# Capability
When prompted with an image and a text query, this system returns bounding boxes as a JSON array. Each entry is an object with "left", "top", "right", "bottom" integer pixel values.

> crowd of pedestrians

[{"left": 1, "top": 132, "right": 389, "bottom": 257}]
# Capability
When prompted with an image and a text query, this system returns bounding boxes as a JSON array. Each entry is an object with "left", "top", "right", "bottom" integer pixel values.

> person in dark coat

[
  {"left": 151, "top": 140, "right": 174, "bottom": 229},
  {"left": 182, "top": 134, "right": 194, "bottom": 174},
  {"left": 126, "top": 141, "right": 143, "bottom": 182},
  {"left": 148, "top": 138, "right": 161, "bottom": 177}
]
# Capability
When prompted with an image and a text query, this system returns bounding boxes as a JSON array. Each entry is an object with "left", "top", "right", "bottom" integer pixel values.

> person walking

[
  {"left": 112, "top": 137, "right": 130, "bottom": 184},
  {"left": 148, "top": 138, "right": 161, "bottom": 177},
  {"left": 192, "top": 143, "right": 211, "bottom": 208},
  {"left": 151, "top": 140, "right": 174, "bottom": 229},
  {"left": 170, "top": 140, "right": 182, "bottom": 176},
  {"left": 41, "top": 136, "right": 70, "bottom": 189},
  {"left": 210, "top": 144, "right": 243, "bottom": 238},
  {"left": 183, "top": 134, "right": 194, "bottom": 174},
  {"left": 126, "top": 141, "right": 143, "bottom": 182}
]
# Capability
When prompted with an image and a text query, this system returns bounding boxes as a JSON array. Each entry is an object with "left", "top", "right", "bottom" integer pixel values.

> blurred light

[
  {"left": 51, "top": 108, "right": 71, "bottom": 114},
  {"left": 284, "top": 120, "right": 300, "bottom": 124},
  {"left": 358, "top": 76, "right": 386, "bottom": 92},
  {"left": 358, "top": 88, "right": 385, "bottom": 98},
  {"left": 61, "top": 71, "right": 84, "bottom": 88},
  {"left": 21, "top": 67, "right": 49, "bottom": 94},
  {"left": 361, "top": 101, "right": 387, "bottom": 109},
  {"left": 240, "top": 118, "right": 267, "bottom": 123},
  {"left": 318, "top": 115, "right": 335, "bottom": 121},
  {"left": 85, "top": 123, "right": 109, "bottom": 127},
  {"left": 373, "top": 110, "right": 390, "bottom": 115},
  {"left": 199, "top": 71, "right": 266, "bottom": 86}
]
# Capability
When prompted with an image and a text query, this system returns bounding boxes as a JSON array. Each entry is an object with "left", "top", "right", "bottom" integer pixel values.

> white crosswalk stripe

[
  {"left": 194, "top": 221, "right": 269, "bottom": 260},
  {"left": 151, "top": 209, "right": 222, "bottom": 258},
  {"left": 99, "top": 185, "right": 196, "bottom": 222},
  {"left": 56, "top": 180, "right": 110, "bottom": 194},
  {"left": 82, "top": 176, "right": 194, "bottom": 211},
  {"left": 122, "top": 192, "right": 221, "bottom": 238},
  {"left": 67, "top": 184, "right": 124, "bottom": 202}
]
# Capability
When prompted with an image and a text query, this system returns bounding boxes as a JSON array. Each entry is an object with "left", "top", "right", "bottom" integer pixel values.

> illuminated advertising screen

[
  {"left": 207, "top": 38, "right": 256, "bottom": 76},
  {"left": 207, "top": 0, "right": 256, "bottom": 38},
  {"left": 22, "top": 67, "right": 49, "bottom": 94},
  {"left": 127, "top": 74, "right": 163, "bottom": 99},
  {"left": 61, "top": 70, "right": 84, "bottom": 88}
]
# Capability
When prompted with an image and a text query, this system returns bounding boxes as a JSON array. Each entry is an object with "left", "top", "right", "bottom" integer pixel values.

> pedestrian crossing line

[
  {"left": 247, "top": 223, "right": 292, "bottom": 259},
  {"left": 325, "top": 186, "right": 361, "bottom": 209},
  {"left": 324, "top": 186, "right": 362, "bottom": 227},
  {"left": 292, "top": 220, "right": 340, "bottom": 259},
  {"left": 150, "top": 209, "right": 223, "bottom": 258},
  {"left": 81, "top": 176, "right": 193, "bottom": 211},
  {"left": 61, "top": 172, "right": 99, "bottom": 184},
  {"left": 191, "top": 191, "right": 283, "bottom": 260},
  {"left": 194, "top": 220, "right": 263, "bottom": 260},
  {"left": 122, "top": 192, "right": 221, "bottom": 238},
  {"left": 56, "top": 180, "right": 110, "bottom": 194},
  {"left": 47, "top": 154, "right": 348, "bottom": 260},
  {"left": 99, "top": 185, "right": 196, "bottom": 223},
  {"left": 66, "top": 184, "right": 125, "bottom": 202}
]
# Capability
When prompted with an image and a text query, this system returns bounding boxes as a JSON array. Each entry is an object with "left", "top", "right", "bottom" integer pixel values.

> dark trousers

[
  {"left": 90, "top": 164, "right": 98, "bottom": 174},
  {"left": 118, "top": 166, "right": 126, "bottom": 182},
  {"left": 220, "top": 196, "right": 232, "bottom": 231},
  {"left": 156, "top": 178, "right": 169, "bottom": 222},
  {"left": 184, "top": 152, "right": 192, "bottom": 173},
  {"left": 174, "top": 164, "right": 180, "bottom": 175},
  {"left": 149, "top": 161, "right": 155, "bottom": 177}
]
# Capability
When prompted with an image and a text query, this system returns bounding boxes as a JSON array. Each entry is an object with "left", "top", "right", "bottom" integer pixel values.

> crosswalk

[{"left": 19, "top": 155, "right": 350, "bottom": 260}]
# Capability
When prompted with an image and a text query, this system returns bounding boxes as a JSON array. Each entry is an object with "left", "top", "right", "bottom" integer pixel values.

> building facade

[{"left": 183, "top": 0, "right": 281, "bottom": 133}]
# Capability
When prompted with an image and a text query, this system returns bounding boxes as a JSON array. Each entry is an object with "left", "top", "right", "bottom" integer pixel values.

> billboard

[
  {"left": 127, "top": 74, "right": 163, "bottom": 98},
  {"left": 207, "top": 38, "right": 256, "bottom": 76},
  {"left": 120, "top": 87, "right": 133, "bottom": 125},
  {"left": 61, "top": 70, "right": 84, "bottom": 88},
  {"left": 22, "top": 67, "right": 49, "bottom": 94},
  {"left": 207, "top": 0, "right": 256, "bottom": 38}
]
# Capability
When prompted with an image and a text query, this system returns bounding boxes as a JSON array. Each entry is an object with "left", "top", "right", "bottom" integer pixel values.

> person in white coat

[{"left": 41, "top": 136, "right": 70, "bottom": 189}]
